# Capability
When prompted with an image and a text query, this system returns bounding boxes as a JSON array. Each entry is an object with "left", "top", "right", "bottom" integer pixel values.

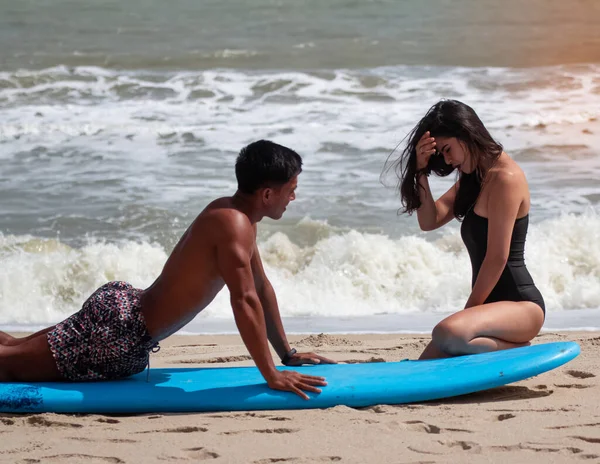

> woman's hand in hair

[{"left": 416, "top": 131, "right": 437, "bottom": 171}]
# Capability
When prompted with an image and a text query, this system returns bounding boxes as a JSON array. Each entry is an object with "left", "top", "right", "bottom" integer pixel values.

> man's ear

[{"left": 261, "top": 187, "right": 272, "bottom": 204}]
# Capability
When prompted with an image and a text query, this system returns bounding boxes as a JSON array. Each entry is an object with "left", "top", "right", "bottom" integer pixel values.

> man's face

[{"left": 266, "top": 174, "right": 298, "bottom": 220}]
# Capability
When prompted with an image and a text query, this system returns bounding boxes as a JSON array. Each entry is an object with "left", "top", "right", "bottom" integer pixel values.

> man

[{"left": 0, "top": 140, "right": 334, "bottom": 400}]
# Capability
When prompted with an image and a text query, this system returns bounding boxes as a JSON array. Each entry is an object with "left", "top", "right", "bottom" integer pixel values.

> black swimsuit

[{"left": 460, "top": 210, "right": 545, "bottom": 313}]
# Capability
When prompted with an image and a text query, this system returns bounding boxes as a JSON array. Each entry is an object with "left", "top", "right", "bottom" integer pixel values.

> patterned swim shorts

[{"left": 47, "top": 281, "right": 158, "bottom": 381}]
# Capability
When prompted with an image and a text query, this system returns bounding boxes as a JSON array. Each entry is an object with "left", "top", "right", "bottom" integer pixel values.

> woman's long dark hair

[{"left": 393, "top": 100, "right": 503, "bottom": 220}]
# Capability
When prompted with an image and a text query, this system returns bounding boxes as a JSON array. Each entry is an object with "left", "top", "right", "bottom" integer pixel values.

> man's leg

[
  {"left": 0, "top": 332, "right": 62, "bottom": 382},
  {"left": 0, "top": 331, "right": 17, "bottom": 346},
  {"left": 0, "top": 327, "right": 56, "bottom": 347}
]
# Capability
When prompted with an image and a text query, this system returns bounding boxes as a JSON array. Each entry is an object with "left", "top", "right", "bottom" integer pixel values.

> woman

[{"left": 395, "top": 100, "right": 545, "bottom": 359}]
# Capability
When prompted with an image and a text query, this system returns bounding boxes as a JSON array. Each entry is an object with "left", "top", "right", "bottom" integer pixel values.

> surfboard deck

[{"left": 0, "top": 341, "right": 579, "bottom": 413}]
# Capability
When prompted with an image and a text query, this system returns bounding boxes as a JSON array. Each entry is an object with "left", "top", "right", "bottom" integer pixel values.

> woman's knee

[{"left": 432, "top": 319, "right": 470, "bottom": 354}]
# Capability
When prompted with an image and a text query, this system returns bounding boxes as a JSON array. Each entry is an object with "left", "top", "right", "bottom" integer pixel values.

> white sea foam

[
  {"left": 1, "top": 64, "right": 599, "bottom": 332},
  {"left": 1, "top": 213, "right": 599, "bottom": 329},
  {"left": 1, "top": 64, "right": 599, "bottom": 154},
  {"left": 2, "top": 64, "right": 599, "bottom": 224}
]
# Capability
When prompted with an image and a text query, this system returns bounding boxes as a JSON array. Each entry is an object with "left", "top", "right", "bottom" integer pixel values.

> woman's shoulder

[{"left": 487, "top": 154, "right": 526, "bottom": 188}]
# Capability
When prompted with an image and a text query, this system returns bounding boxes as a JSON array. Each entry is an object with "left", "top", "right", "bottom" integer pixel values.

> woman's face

[{"left": 434, "top": 136, "right": 474, "bottom": 173}]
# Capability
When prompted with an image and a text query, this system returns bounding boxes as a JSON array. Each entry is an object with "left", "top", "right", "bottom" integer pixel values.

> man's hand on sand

[
  {"left": 284, "top": 352, "right": 337, "bottom": 366},
  {"left": 267, "top": 371, "right": 328, "bottom": 400}
]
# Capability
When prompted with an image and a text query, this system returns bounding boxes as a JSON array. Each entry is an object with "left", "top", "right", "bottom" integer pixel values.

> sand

[{"left": 1, "top": 331, "right": 599, "bottom": 464}]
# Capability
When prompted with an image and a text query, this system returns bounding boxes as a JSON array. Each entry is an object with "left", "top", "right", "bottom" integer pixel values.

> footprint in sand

[
  {"left": 38, "top": 455, "right": 124, "bottom": 463},
  {"left": 407, "top": 446, "right": 442, "bottom": 456},
  {"left": 572, "top": 436, "right": 600, "bottom": 444},
  {"left": 66, "top": 437, "right": 137, "bottom": 444},
  {"left": 177, "top": 355, "right": 252, "bottom": 364},
  {"left": 438, "top": 440, "right": 481, "bottom": 453},
  {"left": 95, "top": 418, "right": 120, "bottom": 424},
  {"left": 136, "top": 426, "right": 208, "bottom": 434},
  {"left": 253, "top": 457, "right": 341, "bottom": 463},
  {"left": 221, "top": 428, "right": 298, "bottom": 436},
  {"left": 244, "top": 412, "right": 279, "bottom": 419},
  {"left": 206, "top": 412, "right": 289, "bottom": 421},
  {"left": 1, "top": 418, "right": 15, "bottom": 425},
  {"left": 296, "top": 333, "right": 362, "bottom": 347},
  {"left": 497, "top": 413, "right": 516, "bottom": 421},
  {"left": 343, "top": 357, "right": 385, "bottom": 364},
  {"left": 408, "top": 441, "right": 479, "bottom": 454},
  {"left": 547, "top": 422, "right": 600, "bottom": 430},
  {"left": 555, "top": 384, "right": 592, "bottom": 389},
  {"left": 566, "top": 370, "right": 596, "bottom": 379},
  {"left": 184, "top": 447, "right": 220, "bottom": 460},
  {"left": 377, "top": 346, "right": 406, "bottom": 351},
  {"left": 163, "top": 426, "right": 208, "bottom": 433},
  {"left": 490, "top": 407, "right": 556, "bottom": 413},
  {"left": 26, "top": 416, "right": 83, "bottom": 428},
  {"left": 361, "top": 405, "right": 393, "bottom": 414},
  {"left": 253, "top": 428, "right": 298, "bottom": 434},
  {"left": 351, "top": 419, "right": 379, "bottom": 425},
  {"left": 490, "top": 443, "right": 583, "bottom": 454},
  {"left": 206, "top": 355, "right": 252, "bottom": 363},
  {"left": 404, "top": 421, "right": 441, "bottom": 434},
  {"left": 403, "top": 421, "right": 473, "bottom": 435},
  {"left": 174, "top": 344, "right": 217, "bottom": 348}
]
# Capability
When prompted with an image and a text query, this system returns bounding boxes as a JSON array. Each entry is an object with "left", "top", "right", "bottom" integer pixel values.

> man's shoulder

[{"left": 197, "top": 204, "right": 253, "bottom": 241}]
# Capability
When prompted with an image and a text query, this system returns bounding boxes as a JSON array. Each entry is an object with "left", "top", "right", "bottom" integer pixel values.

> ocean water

[{"left": 1, "top": 0, "right": 600, "bottom": 333}]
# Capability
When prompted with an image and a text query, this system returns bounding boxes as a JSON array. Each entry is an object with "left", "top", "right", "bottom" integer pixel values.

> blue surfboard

[{"left": 0, "top": 342, "right": 579, "bottom": 414}]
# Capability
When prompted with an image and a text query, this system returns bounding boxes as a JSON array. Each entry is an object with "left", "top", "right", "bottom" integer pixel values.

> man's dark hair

[{"left": 235, "top": 140, "right": 303, "bottom": 194}]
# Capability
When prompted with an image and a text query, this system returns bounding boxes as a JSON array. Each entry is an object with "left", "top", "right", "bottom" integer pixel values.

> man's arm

[
  {"left": 216, "top": 215, "right": 279, "bottom": 382},
  {"left": 251, "top": 234, "right": 336, "bottom": 366},
  {"left": 215, "top": 212, "right": 329, "bottom": 398},
  {"left": 251, "top": 241, "right": 291, "bottom": 360}
]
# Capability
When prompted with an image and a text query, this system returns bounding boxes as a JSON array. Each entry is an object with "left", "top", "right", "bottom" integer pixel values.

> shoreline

[
  {"left": 1, "top": 331, "right": 599, "bottom": 463},
  {"left": 5, "top": 306, "right": 600, "bottom": 337}
]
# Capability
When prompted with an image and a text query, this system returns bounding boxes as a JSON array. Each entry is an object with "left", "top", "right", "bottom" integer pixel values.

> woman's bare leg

[
  {"left": 419, "top": 301, "right": 544, "bottom": 359},
  {"left": 419, "top": 341, "right": 451, "bottom": 360}
]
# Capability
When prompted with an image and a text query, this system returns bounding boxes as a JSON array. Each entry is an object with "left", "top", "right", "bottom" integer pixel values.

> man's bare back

[
  {"left": 0, "top": 141, "right": 335, "bottom": 399},
  {"left": 141, "top": 197, "right": 252, "bottom": 341}
]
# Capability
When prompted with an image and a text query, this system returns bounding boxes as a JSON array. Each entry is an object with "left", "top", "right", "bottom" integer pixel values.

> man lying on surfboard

[{"left": 0, "top": 140, "right": 335, "bottom": 399}]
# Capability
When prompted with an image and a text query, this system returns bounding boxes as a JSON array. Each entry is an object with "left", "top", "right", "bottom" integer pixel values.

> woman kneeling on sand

[{"left": 394, "top": 100, "right": 545, "bottom": 359}]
